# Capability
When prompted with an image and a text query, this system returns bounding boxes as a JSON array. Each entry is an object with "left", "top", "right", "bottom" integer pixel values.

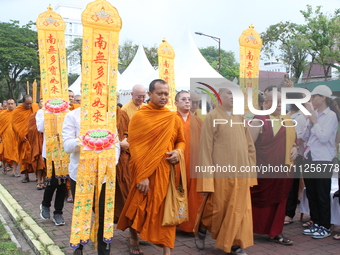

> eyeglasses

[{"left": 135, "top": 95, "right": 146, "bottom": 99}]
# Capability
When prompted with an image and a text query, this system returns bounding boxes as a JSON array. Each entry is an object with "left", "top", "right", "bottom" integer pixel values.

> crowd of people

[{"left": 0, "top": 80, "right": 340, "bottom": 255}]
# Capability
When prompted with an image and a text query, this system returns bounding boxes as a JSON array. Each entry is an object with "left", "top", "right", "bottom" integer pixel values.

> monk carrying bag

[{"left": 162, "top": 154, "right": 188, "bottom": 226}]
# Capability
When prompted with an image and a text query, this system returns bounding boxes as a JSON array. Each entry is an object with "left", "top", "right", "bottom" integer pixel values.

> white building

[
  {"left": 260, "top": 60, "right": 288, "bottom": 73},
  {"left": 55, "top": 4, "right": 82, "bottom": 74}
]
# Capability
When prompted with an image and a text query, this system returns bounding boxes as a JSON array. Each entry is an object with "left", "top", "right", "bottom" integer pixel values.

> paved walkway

[{"left": 0, "top": 172, "right": 339, "bottom": 255}]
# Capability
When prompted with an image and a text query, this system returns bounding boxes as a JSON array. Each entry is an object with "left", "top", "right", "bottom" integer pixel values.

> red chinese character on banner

[
  {"left": 48, "top": 66, "right": 57, "bottom": 75},
  {"left": 93, "top": 110, "right": 104, "bottom": 122},
  {"left": 51, "top": 85, "right": 59, "bottom": 94},
  {"left": 50, "top": 77, "right": 59, "bottom": 84},
  {"left": 92, "top": 98, "right": 105, "bottom": 108},
  {"left": 94, "top": 51, "right": 107, "bottom": 64},
  {"left": 93, "top": 81, "right": 105, "bottom": 95},
  {"left": 95, "top": 34, "right": 107, "bottom": 50},
  {"left": 246, "top": 51, "right": 254, "bottom": 61},
  {"left": 47, "top": 34, "right": 56, "bottom": 44},
  {"left": 246, "top": 62, "right": 253, "bottom": 70},
  {"left": 246, "top": 71, "right": 253, "bottom": 77},
  {"left": 164, "top": 76, "right": 169, "bottom": 83},
  {"left": 164, "top": 60, "right": 170, "bottom": 68},
  {"left": 95, "top": 66, "right": 105, "bottom": 80},
  {"left": 50, "top": 56, "right": 56, "bottom": 65},
  {"left": 47, "top": 45, "right": 57, "bottom": 54},
  {"left": 164, "top": 69, "right": 169, "bottom": 75}
]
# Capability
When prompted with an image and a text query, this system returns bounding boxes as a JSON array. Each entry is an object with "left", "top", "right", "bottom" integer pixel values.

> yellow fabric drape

[{"left": 70, "top": 0, "right": 122, "bottom": 249}]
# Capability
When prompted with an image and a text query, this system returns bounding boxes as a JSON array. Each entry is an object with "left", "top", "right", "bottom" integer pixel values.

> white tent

[
  {"left": 68, "top": 75, "right": 81, "bottom": 96},
  {"left": 118, "top": 44, "right": 155, "bottom": 104},
  {"left": 138, "top": 30, "right": 225, "bottom": 91}
]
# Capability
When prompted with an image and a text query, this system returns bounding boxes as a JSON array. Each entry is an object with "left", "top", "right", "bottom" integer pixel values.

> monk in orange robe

[
  {"left": 0, "top": 99, "right": 19, "bottom": 176},
  {"left": 27, "top": 99, "right": 45, "bottom": 189},
  {"left": 114, "top": 106, "right": 130, "bottom": 223},
  {"left": 12, "top": 95, "right": 38, "bottom": 183},
  {"left": 174, "top": 91, "right": 203, "bottom": 234},
  {"left": 117, "top": 79, "right": 185, "bottom": 255},
  {"left": 121, "top": 84, "right": 147, "bottom": 119}
]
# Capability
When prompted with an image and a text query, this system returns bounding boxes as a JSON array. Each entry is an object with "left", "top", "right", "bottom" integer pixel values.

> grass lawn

[{"left": 0, "top": 220, "right": 30, "bottom": 255}]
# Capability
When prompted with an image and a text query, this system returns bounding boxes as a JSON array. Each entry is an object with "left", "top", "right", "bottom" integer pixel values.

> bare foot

[{"left": 163, "top": 246, "right": 171, "bottom": 255}]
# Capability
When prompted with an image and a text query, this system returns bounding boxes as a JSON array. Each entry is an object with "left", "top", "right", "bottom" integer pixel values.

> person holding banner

[
  {"left": 63, "top": 107, "right": 120, "bottom": 255},
  {"left": 117, "top": 79, "right": 185, "bottom": 255}
]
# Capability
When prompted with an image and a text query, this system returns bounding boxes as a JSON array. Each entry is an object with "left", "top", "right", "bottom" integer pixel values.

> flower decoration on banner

[
  {"left": 45, "top": 99, "right": 69, "bottom": 114},
  {"left": 80, "top": 129, "right": 117, "bottom": 152}
]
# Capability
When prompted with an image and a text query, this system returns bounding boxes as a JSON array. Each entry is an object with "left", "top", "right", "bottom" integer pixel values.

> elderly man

[
  {"left": 194, "top": 87, "right": 257, "bottom": 254},
  {"left": 249, "top": 89, "right": 297, "bottom": 245},
  {"left": 121, "top": 84, "right": 146, "bottom": 119},
  {"left": 117, "top": 79, "right": 185, "bottom": 255}
]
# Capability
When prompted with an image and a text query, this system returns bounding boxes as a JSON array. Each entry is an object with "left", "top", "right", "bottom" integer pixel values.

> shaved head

[
  {"left": 131, "top": 84, "right": 146, "bottom": 107},
  {"left": 190, "top": 91, "right": 200, "bottom": 113}
]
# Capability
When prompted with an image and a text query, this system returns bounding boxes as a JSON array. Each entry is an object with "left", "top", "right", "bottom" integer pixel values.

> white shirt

[
  {"left": 62, "top": 107, "right": 120, "bottom": 181},
  {"left": 302, "top": 107, "right": 338, "bottom": 161},
  {"left": 290, "top": 110, "right": 307, "bottom": 156},
  {"left": 35, "top": 109, "right": 46, "bottom": 158}
]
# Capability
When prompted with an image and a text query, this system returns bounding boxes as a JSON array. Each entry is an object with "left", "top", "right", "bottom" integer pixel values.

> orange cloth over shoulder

[
  {"left": 176, "top": 112, "right": 204, "bottom": 233},
  {"left": 12, "top": 103, "right": 39, "bottom": 172},
  {"left": 117, "top": 102, "right": 185, "bottom": 249},
  {"left": 0, "top": 110, "right": 19, "bottom": 162}
]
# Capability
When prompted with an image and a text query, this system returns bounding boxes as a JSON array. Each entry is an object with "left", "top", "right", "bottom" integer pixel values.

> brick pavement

[{"left": 0, "top": 172, "right": 339, "bottom": 255}]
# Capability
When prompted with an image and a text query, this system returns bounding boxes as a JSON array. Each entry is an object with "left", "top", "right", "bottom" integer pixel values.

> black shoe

[{"left": 73, "top": 247, "right": 83, "bottom": 255}]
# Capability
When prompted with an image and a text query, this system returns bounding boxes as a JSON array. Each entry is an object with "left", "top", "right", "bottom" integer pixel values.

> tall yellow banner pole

[
  {"left": 158, "top": 39, "right": 176, "bottom": 110},
  {"left": 36, "top": 5, "right": 70, "bottom": 181},
  {"left": 70, "top": 0, "right": 122, "bottom": 250},
  {"left": 32, "top": 79, "right": 37, "bottom": 103},
  {"left": 239, "top": 24, "right": 262, "bottom": 112}
]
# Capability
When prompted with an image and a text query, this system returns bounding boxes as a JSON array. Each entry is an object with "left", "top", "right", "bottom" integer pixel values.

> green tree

[
  {"left": 67, "top": 37, "right": 82, "bottom": 68},
  {"left": 68, "top": 73, "right": 80, "bottom": 86},
  {"left": 199, "top": 46, "right": 239, "bottom": 81},
  {"left": 298, "top": 5, "right": 340, "bottom": 80},
  {"left": 118, "top": 40, "right": 138, "bottom": 70},
  {"left": 261, "top": 21, "right": 309, "bottom": 82},
  {"left": 0, "top": 21, "right": 39, "bottom": 101}
]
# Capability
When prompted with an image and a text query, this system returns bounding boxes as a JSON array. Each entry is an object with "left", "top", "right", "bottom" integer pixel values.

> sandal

[
  {"left": 303, "top": 220, "right": 313, "bottom": 228},
  {"left": 126, "top": 237, "right": 144, "bottom": 255},
  {"left": 21, "top": 177, "right": 30, "bottom": 183},
  {"left": 195, "top": 228, "right": 207, "bottom": 250},
  {"left": 66, "top": 197, "right": 73, "bottom": 203},
  {"left": 333, "top": 234, "right": 340, "bottom": 240},
  {"left": 36, "top": 183, "right": 43, "bottom": 190},
  {"left": 284, "top": 220, "right": 294, "bottom": 225},
  {"left": 268, "top": 234, "right": 293, "bottom": 246}
]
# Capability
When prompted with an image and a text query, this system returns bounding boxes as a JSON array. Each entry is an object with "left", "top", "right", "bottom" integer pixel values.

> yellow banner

[
  {"left": 239, "top": 24, "right": 262, "bottom": 112},
  {"left": 32, "top": 79, "right": 37, "bottom": 103},
  {"left": 70, "top": 0, "right": 121, "bottom": 249},
  {"left": 158, "top": 39, "right": 176, "bottom": 110},
  {"left": 36, "top": 5, "right": 70, "bottom": 180}
]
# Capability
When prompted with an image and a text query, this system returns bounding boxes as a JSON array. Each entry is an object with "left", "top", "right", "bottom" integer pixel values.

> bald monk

[
  {"left": 174, "top": 90, "right": 203, "bottom": 235},
  {"left": 0, "top": 99, "right": 19, "bottom": 177},
  {"left": 12, "top": 95, "right": 38, "bottom": 183},
  {"left": 190, "top": 91, "right": 206, "bottom": 121},
  {"left": 114, "top": 106, "right": 130, "bottom": 222},
  {"left": 194, "top": 87, "right": 257, "bottom": 254},
  {"left": 2, "top": 100, "right": 8, "bottom": 110},
  {"left": 117, "top": 79, "right": 185, "bottom": 255},
  {"left": 27, "top": 99, "right": 45, "bottom": 189},
  {"left": 121, "top": 84, "right": 147, "bottom": 119},
  {"left": 249, "top": 90, "right": 297, "bottom": 245}
]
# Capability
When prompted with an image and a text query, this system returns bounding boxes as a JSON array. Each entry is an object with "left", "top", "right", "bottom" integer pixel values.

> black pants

[
  {"left": 41, "top": 162, "right": 66, "bottom": 215},
  {"left": 303, "top": 155, "right": 332, "bottom": 229},
  {"left": 286, "top": 155, "right": 303, "bottom": 218},
  {"left": 71, "top": 179, "right": 110, "bottom": 255}
]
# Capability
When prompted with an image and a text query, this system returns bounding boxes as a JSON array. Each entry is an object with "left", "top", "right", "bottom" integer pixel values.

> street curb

[{"left": 0, "top": 183, "right": 64, "bottom": 255}]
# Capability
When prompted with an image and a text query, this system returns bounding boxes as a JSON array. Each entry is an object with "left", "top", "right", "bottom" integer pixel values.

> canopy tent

[
  {"left": 138, "top": 30, "right": 225, "bottom": 92},
  {"left": 118, "top": 44, "right": 155, "bottom": 104}
]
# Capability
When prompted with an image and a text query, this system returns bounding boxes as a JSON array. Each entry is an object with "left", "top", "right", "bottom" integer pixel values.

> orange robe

[
  {"left": 117, "top": 102, "right": 185, "bottom": 248},
  {"left": 114, "top": 107, "right": 131, "bottom": 223},
  {"left": 27, "top": 112, "right": 45, "bottom": 173},
  {"left": 12, "top": 104, "right": 39, "bottom": 172},
  {"left": 0, "top": 110, "right": 19, "bottom": 163},
  {"left": 176, "top": 112, "right": 204, "bottom": 233},
  {"left": 121, "top": 100, "right": 146, "bottom": 120}
]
